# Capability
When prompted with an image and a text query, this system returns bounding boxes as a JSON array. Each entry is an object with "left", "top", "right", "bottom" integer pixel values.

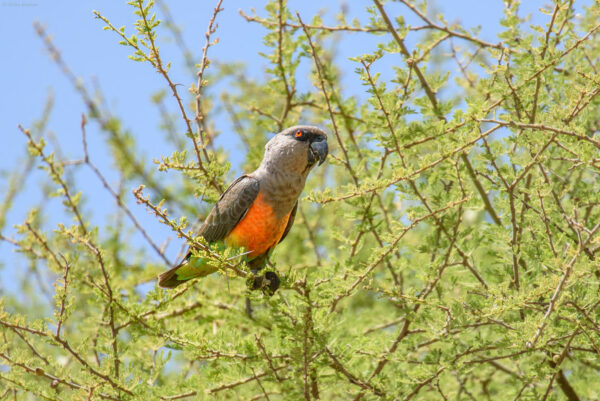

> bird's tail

[{"left": 158, "top": 256, "right": 218, "bottom": 288}]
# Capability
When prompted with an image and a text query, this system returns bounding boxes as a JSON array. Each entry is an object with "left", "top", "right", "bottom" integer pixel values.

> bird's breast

[{"left": 224, "top": 192, "right": 291, "bottom": 258}]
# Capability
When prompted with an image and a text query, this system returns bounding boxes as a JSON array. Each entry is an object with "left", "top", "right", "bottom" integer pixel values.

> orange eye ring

[{"left": 295, "top": 130, "right": 303, "bottom": 138}]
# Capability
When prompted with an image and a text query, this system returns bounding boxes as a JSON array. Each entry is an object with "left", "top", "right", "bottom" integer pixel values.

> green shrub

[{"left": 2, "top": 1, "right": 600, "bottom": 399}]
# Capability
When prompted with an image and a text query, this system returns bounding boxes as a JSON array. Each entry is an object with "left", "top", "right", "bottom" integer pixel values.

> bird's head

[{"left": 260, "top": 125, "right": 328, "bottom": 175}]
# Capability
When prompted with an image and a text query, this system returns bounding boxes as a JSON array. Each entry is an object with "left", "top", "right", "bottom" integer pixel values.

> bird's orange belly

[{"left": 224, "top": 193, "right": 290, "bottom": 258}]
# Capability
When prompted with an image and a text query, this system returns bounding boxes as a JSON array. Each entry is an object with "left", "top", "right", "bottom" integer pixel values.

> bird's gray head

[{"left": 259, "top": 125, "right": 328, "bottom": 176}]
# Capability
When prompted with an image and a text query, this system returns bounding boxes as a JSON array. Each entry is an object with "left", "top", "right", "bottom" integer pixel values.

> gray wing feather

[
  {"left": 198, "top": 175, "right": 260, "bottom": 242},
  {"left": 278, "top": 201, "right": 298, "bottom": 244}
]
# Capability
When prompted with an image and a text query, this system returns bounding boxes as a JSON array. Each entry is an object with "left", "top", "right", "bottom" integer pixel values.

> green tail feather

[{"left": 158, "top": 257, "right": 218, "bottom": 288}]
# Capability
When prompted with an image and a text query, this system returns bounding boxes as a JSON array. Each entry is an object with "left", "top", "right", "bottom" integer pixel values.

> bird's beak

[{"left": 309, "top": 139, "right": 328, "bottom": 166}]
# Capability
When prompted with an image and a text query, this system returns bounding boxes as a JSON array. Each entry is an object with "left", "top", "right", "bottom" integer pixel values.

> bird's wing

[
  {"left": 278, "top": 200, "right": 298, "bottom": 244},
  {"left": 199, "top": 175, "right": 260, "bottom": 242}
]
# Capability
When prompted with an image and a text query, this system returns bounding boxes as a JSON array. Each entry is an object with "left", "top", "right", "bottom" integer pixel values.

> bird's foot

[{"left": 247, "top": 271, "right": 280, "bottom": 296}]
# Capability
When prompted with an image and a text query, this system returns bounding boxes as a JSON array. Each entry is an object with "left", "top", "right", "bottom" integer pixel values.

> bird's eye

[{"left": 295, "top": 130, "right": 304, "bottom": 138}]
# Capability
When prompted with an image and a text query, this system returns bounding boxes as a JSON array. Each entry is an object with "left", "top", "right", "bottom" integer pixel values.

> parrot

[{"left": 158, "top": 125, "right": 328, "bottom": 294}]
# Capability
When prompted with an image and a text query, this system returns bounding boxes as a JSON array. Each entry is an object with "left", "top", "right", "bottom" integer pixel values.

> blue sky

[{"left": 0, "top": 0, "right": 586, "bottom": 290}]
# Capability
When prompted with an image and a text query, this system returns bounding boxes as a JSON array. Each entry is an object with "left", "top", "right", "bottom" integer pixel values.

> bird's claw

[{"left": 248, "top": 271, "right": 280, "bottom": 296}]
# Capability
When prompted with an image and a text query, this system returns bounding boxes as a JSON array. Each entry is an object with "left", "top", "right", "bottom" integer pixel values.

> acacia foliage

[{"left": 2, "top": 0, "right": 600, "bottom": 400}]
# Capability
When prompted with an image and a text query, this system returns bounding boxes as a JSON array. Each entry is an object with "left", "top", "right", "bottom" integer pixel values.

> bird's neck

[{"left": 253, "top": 166, "right": 306, "bottom": 214}]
